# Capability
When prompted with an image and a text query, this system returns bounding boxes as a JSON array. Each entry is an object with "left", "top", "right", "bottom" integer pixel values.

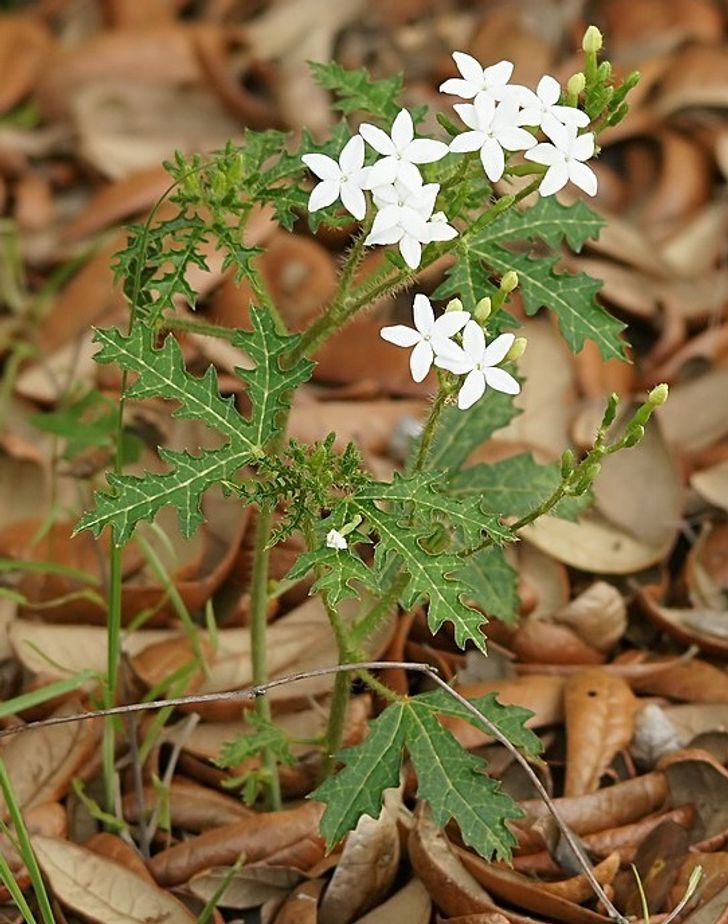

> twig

[{"left": 0, "top": 660, "right": 628, "bottom": 920}]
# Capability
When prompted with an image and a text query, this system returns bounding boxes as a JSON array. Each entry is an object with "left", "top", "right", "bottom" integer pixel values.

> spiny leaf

[
  {"left": 450, "top": 452, "right": 591, "bottom": 522},
  {"left": 457, "top": 545, "right": 519, "bottom": 624},
  {"left": 313, "top": 702, "right": 407, "bottom": 846},
  {"left": 474, "top": 196, "right": 604, "bottom": 253},
  {"left": 77, "top": 310, "right": 313, "bottom": 543},
  {"left": 286, "top": 546, "right": 378, "bottom": 608},
  {"left": 309, "top": 61, "right": 404, "bottom": 121},
  {"left": 356, "top": 473, "right": 511, "bottom": 546},
  {"left": 419, "top": 389, "right": 519, "bottom": 474},
  {"left": 414, "top": 689, "right": 543, "bottom": 758},
  {"left": 354, "top": 498, "right": 487, "bottom": 650},
  {"left": 486, "top": 247, "right": 626, "bottom": 360},
  {"left": 405, "top": 701, "right": 522, "bottom": 860}
]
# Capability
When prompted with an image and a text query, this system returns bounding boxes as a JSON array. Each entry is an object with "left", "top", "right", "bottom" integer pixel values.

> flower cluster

[
  {"left": 381, "top": 294, "right": 520, "bottom": 410},
  {"left": 302, "top": 52, "right": 597, "bottom": 270}
]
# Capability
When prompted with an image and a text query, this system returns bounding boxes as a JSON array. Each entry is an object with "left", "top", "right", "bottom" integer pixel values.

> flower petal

[
  {"left": 400, "top": 234, "right": 422, "bottom": 269},
  {"left": 409, "top": 338, "right": 433, "bottom": 382},
  {"left": 424, "top": 218, "right": 457, "bottom": 242},
  {"left": 405, "top": 138, "right": 449, "bottom": 164},
  {"left": 483, "top": 332, "right": 515, "bottom": 366},
  {"left": 435, "top": 348, "right": 472, "bottom": 375},
  {"left": 340, "top": 182, "right": 367, "bottom": 220},
  {"left": 538, "top": 161, "right": 570, "bottom": 197},
  {"left": 462, "top": 319, "right": 485, "bottom": 359},
  {"left": 412, "top": 293, "right": 434, "bottom": 335},
  {"left": 308, "top": 179, "right": 340, "bottom": 212},
  {"left": 497, "top": 126, "right": 537, "bottom": 151},
  {"left": 453, "top": 51, "right": 485, "bottom": 84},
  {"left": 525, "top": 142, "right": 561, "bottom": 167},
  {"left": 339, "top": 135, "right": 365, "bottom": 173},
  {"left": 399, "top": 207, "right": 428, "bottom": 239},
  {"left": 484, "top": 59, "right": 514, "bottom": 88},
  {"left": 458, "top": 370, "right": 486, "bottom": 410},
  {"left": 450, "top": 131, "right": 486, "bottom": 154},
  {"left": 537, "top": 74, "right": 561, "bottom": 106},
  {"left": 473, "top": 93, "right": 497, "bottom": 127},
  {"left": 571, "top": 132, "right": 595, "bottom": 162},
  {"left": 380, "top": 324, "right": 421, "bottom": 347},
  {"left": 412, "top": 182, "right": 439, "bottom": 216},
  {"left": 364, "top": 157, "right": 398, "bottom": 189},
  {"left": 396, "top": 160, "right": 424, "bottom": 190},
  {"left": 483, "top": 366, "right": 521, "bottom": 395},
  {"left": 543, "top": 120, "right": 571, "bottom": 151},
  {"left": 518, "top": 105, "right": 543, "bottom": 127},
  {"left": 551, "top": 104, "right": 590, "bottom": 128},
  {"left": 568, "top": 160, "right": 598, "bottom": 196},
  {"left": 302, "top": 153, "right": 340, "bottom": 181},
  {"left": 433, "top": 310, "right": 471, "bottom": 338},
  {"left": 391, "top": 109, "right": 414, "bottom": 151},
  {"left": 359, "top": 123, "right": 396, "bottom": 156},
  {"left": 439, "top": 77, "right": 478, "bottom": 98},
  {"left": 366, "top": 224, "right": 402, "bottom": 246},
  {"left": 454, "top": 103, "right": 479, "bottom": 129},
  {"left": 480, "top": 137, "right": 505, "bottom": 182},
  {"left": 370, "top": 205, "right": 401, "bottom": 235}
]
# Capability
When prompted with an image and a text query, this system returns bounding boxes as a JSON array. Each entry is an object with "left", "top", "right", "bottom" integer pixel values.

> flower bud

[
  {"left": 567, "top": 72, "right": 586, "bottom": 97},
  {"left": 500, "top": 271, "right": 519, "bottom": 293},
  {"left": 445, "top": 297, "right": 464, "bottom": 313},
  {"left": 560, "top": 448, "right": 575, "bottom": 478},
  {"left": 623, "top": 425, "right": 644, "bottom": 448},
  {"left": 582, "top": 25, "right": 603, "bottom": 53},
  {"left": 648, "top": 383, "right": 669, "bottom": 406},
  {"left": 474, "top": 296, "right": 492, "bottom": 323},
  {"left": 505, "top": 336, "right": 527, "bottom": 363}
]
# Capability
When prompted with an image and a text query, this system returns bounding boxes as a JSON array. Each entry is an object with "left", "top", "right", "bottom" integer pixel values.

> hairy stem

[{"left": 248, "top": 504, "right": 283, "bottom": 810}]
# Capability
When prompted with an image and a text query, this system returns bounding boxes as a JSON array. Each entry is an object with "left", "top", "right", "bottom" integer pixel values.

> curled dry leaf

[
  {"left": 617, "top": 819, "right": 689, "bottom": 917},
  {"left": 656, "top": 368, "right": 728, "bottom": 455},
  {"left": 189, "top": 863, "right": 301, "bottom": 910},
  {"left": 352, "top": 877, "right": 431, "bottom": 924},
  {"left": 660, "top": 749, "right": 728, "bottom": 846},
  {"left": 552, "top": 581, "right": 627, "bottom": 653},
  {"left": 148, "top": 800, "right": 325, "bottom": 887},
  {"left": 0, "top": 803, "right": 66, "bottom": 900},
  {"left": 669, "top": 852, "right": 728, "bottom": 915},
  {"left": 85, "top": 833, "right": 156, "bottom": 884},
  {"left": 631, "top": 657, "right": 728, "bottom": 703},
  {"left": 637, "top": 589, "right": 728, "bottom": 656},
  {"left": 511, "top": 619, "right": 604, "bottom": 666},
  {"left": 32, "top": 834, "right": 197, "bottom": 923},
  {"left": 513, "top": 772, "right": 669, "bottom": 852},
  {"left": 274, "top": 878, "right": 326, "bottom": 924},
  {"left": 0, "top": 702, "right": 98, "bottom": 815},
  {"left": 122, "top": 778, "right": 252, "bottom": 832},
  {"left": 563, "top": 669, "right": 636, "bottom": 797},
  {"left": 319, "top": 788, "right": 401, "bottom": 924},
  {"left": 691, "top": 459, "right": 728, "bottom": 514}
]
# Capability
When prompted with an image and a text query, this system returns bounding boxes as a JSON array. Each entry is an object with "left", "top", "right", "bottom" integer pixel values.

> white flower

[
  {"left": 436, "top": 321, "right": 520, "bottom": 410},
  {"left": 380, "top": 293, "right": 470, "bottom": 382},
  {"left": 359, "top": 109, "right": 448, "bottom": 190},
  {"left": 365, "top": 180, "right": 456, "bottom": 269},
  {"left": 439, "top": 53, "right": 521, "bottom": 105},
  {"left": 524, "top": 123, "right": 597, "bottom": 197},
  {"left": 302, "top": 135, "right": 370, "bottom": 220},
  {"left": 326, "top": 529, "right": 348, "bottom": 551},
  {"left": 518, "top": 75, "right": 590, "bottom": 137},
  {"left": 450, "top": 96, "right": 536, "bottom": 182}
]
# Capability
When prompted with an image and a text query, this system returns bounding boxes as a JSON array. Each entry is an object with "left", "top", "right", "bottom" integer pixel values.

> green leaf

[
  {"left": 314, "top": 702, "right": 407, "bottom": 846},
  {"left": 215, "top": 713, "right": 297, "bottom": 769},
  {"left": 457, "top": 545, "right": 519, "bottom": 624},
  {"left": 405, "top": 701, "right": 522, "bottom": 859},
  {"left": 450, "top": 453, "right": 591, "bottom": 522},
  {"left": 309, "top": 62, "right": 404, "bottom": 121},
  {"left": 420, "top": 389, "right": 520, "bottom": 474},
  {"left": 414, "top": 689, "right": 543, "bottom": 758},
  {"left": 77, "top": 310, "right": 314, "bottom": 543},
  {"left": 474, "top": 196, "right": 604, "bottom": 253},
  {"left": 286, "top": 546, "right": 378, "bottom": 608}
]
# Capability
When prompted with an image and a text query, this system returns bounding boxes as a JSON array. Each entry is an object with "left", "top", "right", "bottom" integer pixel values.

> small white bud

[{"left": 326, "top": 529, "right": 348, "bottom": 551}]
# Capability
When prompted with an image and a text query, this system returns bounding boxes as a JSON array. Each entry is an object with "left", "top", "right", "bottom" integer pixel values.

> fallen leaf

[
  {"left": 189, "top": 863, "right": 302, "bottom": 910},
  {"left": 122, "top": 778, "right": 253, "bottom": 832},
  {"left": 553, "top": 582, "right": 627, "bottom": 653},
  {"left": 563, "top": 669, "right": 636, "bottom": 796},
  {"left": 32, "top": 834, "right": 197, "bottom": 923},
  {"left": 353, "top": 877, "right": 431, "bottom": 924},
  {"left": 274, "top": 878, "right": 325, "bottom": 924}
]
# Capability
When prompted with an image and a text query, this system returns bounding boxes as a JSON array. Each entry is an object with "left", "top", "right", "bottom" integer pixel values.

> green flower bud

[
  {"left": 500, "top": 271, "right": 519, "bottom": 293},
  {"left": 446, "top": 297, "right": 464, "bottom": 313},
  {"left": 474, "top": 296, "right": 492, "bottom": 323},
  {"left": 623, "top": 425, "right": 644, "bottom": 448},
  {"left": 648, "top": 383, "right": 669, "bottom": 406},
  {"left": 582, "top": 25, "right": 603, "bottom": 53},
  {"left": 597, "top": 60, "right": 612, "bottom": 82},
  {"left": 561, "top": 448, "right": 575, "bottom": 478},
  {"left": 567, "top": 72, "right": 586, "bottom": 97},
  {"left": 505, "top": 336, "right": 527, "bottom": 363}
]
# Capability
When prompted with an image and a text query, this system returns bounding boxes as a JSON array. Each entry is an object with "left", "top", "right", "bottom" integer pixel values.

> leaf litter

[{"left": 0, "top": 0, "right": 728, "bottom": 921}]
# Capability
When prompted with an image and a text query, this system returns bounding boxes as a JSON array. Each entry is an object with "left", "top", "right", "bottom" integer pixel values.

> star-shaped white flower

[
  {"left": 326, "top": 529, "right": 348, "bottom": 550},
  {"left": 518, "top": 75, "right": 590, "bottom": 137},
  {"left": 301, "top": 135, "right": 370, "bottom": 220},
  {"left": 436, "top": 321, "right": 520, "bottom": 410},
  {"left": 524, "top": 123, "right": 597, "bottom": 197},
  {"left": 439, "top": 53, "right": 521, "bottom": 105},
  {"left": 359, "top": 109, "right": 448, "bottom": 190},
  {"left": 380, "top": 293, "right": 470, "bottom": 382},
  {"left": 450, "top": 96, "right": 536, "bottom": 182},
  {"left": 365, "top": 180, "right": 456, "bottom": 269}
]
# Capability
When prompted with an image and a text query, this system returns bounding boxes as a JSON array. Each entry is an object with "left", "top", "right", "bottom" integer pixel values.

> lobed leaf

[
  {"left": 457, "top": 545, "right": 520, "bottom": 624},
  {"left": 309, "top": 61, "right": 405, "bottom": 121}
]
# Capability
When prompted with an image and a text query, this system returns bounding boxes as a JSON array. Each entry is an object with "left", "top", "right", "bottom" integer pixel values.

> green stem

[
  {"left": 248, "top": 504, "right": 282, "bottom": 810},
  {"left": 413, "top": 379, "right": 450, "bottom": 472}
]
